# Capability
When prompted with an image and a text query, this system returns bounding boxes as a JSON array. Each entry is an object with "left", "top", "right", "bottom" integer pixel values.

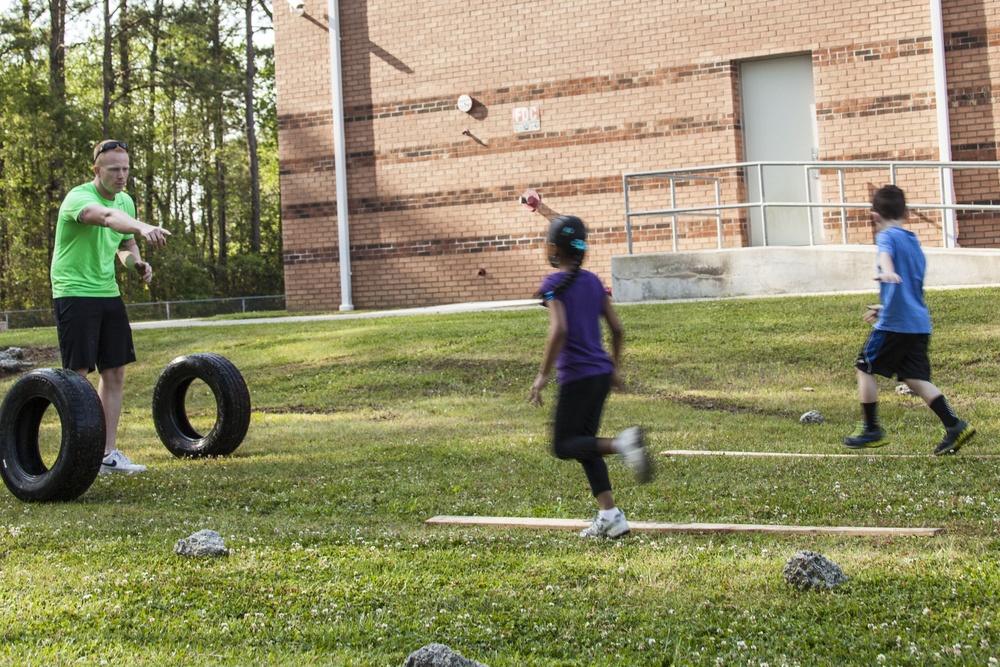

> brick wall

[{"left": 275, "top": 0, "right": 1000, "bottom": 311}]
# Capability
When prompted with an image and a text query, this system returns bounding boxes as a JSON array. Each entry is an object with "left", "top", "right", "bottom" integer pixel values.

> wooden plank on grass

[
  {"left": 661, "top": 449, "right": 919, "bottom": 459},
  {"left": 661, "top": 450, "right": 1000, "bottom": 459},
  {"left": 424, "top": 515, "right": 943, "bottom": 537}
]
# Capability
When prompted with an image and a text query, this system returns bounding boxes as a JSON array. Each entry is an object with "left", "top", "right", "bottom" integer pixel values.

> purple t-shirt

[{"left": 539, "top": 269, "right": 615, "bottom": 385}]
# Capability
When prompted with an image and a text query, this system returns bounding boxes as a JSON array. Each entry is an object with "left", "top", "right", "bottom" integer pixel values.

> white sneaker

[
  {"left": 100, "top": 449, "right": 147, "bottom": 474},
  {"left": 616, "top": 426, "right": 653, "bottom": 483},
  {"left": 580, "top": 510, "right": 630, "bottom": 539}
]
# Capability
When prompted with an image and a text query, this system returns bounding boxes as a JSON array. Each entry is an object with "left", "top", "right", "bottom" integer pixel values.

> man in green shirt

[{"left": 51, "top": 139, "right": 171, "bottom": 473}]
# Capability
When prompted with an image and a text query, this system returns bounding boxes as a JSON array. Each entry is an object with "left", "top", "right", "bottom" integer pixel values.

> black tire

[
  {"left": 0, "top": 369, "right": 105, "bottom": 502},
  {"left": 152, "top": 353, "right": 251, "bottom": 458}
]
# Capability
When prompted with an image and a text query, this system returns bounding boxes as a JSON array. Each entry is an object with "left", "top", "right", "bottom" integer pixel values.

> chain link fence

[{"left": 0, "top": 295, "right": 286, "bottom": 331}]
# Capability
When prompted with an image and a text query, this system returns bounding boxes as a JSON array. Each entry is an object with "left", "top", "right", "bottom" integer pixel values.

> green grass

[{"left": 2, "top": 289, "right": 1000, "bottom": 666}]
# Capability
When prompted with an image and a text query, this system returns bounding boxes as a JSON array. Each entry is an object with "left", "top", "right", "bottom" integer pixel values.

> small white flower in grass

[
  {"left": 923, "top": 607, "right": 932, "bottom": 615},
  {"left": 988, "top": 657, "right": 998, "bottom": 665},
  {"left": 876, "top": 655, "right": 886, "bottom": 663},
  {"left": 737, "top": 641, "right": 747, "bottom": 650}
]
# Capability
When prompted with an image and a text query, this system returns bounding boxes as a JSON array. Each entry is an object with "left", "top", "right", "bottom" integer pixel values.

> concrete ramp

[{"left": 611, "top": 245, "right": 1000, "bottom": 302}]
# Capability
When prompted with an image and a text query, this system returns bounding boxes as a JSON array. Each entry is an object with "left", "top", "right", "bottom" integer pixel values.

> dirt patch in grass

[
  {"left": 0, "top": 345, "right": 60, "bottom": 379},
  {"left": 653, "top": 390, "right": 789, "bottom": 417},
  {"left": 257, "top": 404, "right": 342, "bottom": 415},
  {"left": 256, "top": 404, "right": 400, "bottom": 421}
]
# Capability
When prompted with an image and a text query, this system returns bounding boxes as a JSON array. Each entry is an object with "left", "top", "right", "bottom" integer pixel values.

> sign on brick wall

[{"left": 513, "top": 106, "right": 540, "bottom": 133}]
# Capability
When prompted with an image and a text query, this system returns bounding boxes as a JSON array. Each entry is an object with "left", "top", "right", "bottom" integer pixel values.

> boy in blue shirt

[{"left": 844, "top": 184, "right": 975, "bottom": 455}]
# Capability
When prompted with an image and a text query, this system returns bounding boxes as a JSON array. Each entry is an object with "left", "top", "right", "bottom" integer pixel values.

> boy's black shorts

[
  {"left": 854, "top": 329, "right": 931, "bottom": 381},
  {"left": 53, "top": 296, "right": 136, "bottom": 373}
]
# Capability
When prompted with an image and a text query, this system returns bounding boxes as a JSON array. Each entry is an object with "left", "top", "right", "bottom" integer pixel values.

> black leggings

[{"left": 552, "top": 374, "right": 612, "bottom": 498}]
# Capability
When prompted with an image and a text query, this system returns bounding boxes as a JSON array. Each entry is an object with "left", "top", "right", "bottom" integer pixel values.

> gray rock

[
  {"left": 0, "top": 348, "right": 32, "bottom": 373},
  {"left": 0, "top": 359, "right": 33, "bottom": 372},
  {"left": 174, "top": 529, "right": 229, "bottom": 558},
  {"left": 402, "top": 644, "right": 490, "bottom": 667},
  {"left": 799, "top": 410, "right": 823, "bottom": 424},
  {"left": 783, "top": 550, "right": 848, "bottom": 591}
]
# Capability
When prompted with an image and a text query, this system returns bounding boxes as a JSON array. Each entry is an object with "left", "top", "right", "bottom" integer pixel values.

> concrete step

[{"left": 611, "top": 245, "right": 1000, "bottom": 302}]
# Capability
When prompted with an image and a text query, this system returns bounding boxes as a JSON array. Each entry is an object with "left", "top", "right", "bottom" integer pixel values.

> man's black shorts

[
  {"left": 53, "top": 296, "right": 136, "bottom": 373},
  {"left": 854, "top": 329, "right": 931, "bottom": 381}
]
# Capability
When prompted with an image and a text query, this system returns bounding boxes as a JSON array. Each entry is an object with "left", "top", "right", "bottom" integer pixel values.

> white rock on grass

[
  {"left": 783, "top": 550, "right": 848, "bottom": 591},
  {"left": 402, "top": 643, "right": 490, "bottom": 667},
  {"left": 174, "top": 529, "right": 229, "bottom": 558},
  {"left": 799, "top": 410, "right": 823, "bottom": 424}
]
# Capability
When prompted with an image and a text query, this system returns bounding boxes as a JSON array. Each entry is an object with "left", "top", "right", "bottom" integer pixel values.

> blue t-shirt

[
  {"left": 538, "top": 269, "right": 615, "bottom": 385},
  {"left": 874, "top": 225, "right": 931, "bottom": 334}
]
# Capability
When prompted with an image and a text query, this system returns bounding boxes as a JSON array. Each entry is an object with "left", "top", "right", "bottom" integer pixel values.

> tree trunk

[
  {"left": 48, "top": 0, "right": 66, "bottom": 110},
  {"left": 167, "top": 92, "right": 179, "bottom": 233},
  {"left": 245, "top": 0, "right": 261, "bottom": 252},
  {"left": 213, "top": 122, "right": 227, "bottom": 266},
  {"left": 47, "top": 0, "right": 67, "bottom": 251},
  {"left": 101, "top": 0, "right": 113, "bottom": 137},
  {"left": 143, "top": 0, "right": 163, "bottom": 224},
  {"left": 202, "top": 121, "right": 215, "bottom": 262},
  {"left": 211, "top": 0, "right": 227, "bottom": 267},
  {"left": 117, "top": 0, "right": 130, "bottom": 99},
  {"left": 0, "top": 137, "right": 7, "bottom": 306}
]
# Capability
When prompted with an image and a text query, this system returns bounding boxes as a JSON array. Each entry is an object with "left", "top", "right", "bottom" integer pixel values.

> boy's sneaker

[
  {"left": 616, "top": 426, "right": 653, "bottom": 483},
  {"left": 580, "top": 510, "right": 630, "bottom": 539},
  {"left": 100, "top": 449, "right": 147, "bottom": 474},
  {"left": 934, "top": 420, "right": 975, "bottom": 456},
  {"left": 842, "top": 424, "right": 887, "bottom": 449}
]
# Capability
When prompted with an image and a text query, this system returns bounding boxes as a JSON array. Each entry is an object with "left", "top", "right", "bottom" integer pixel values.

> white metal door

[{"left": 741, "top": 55, "right": 821, "bottom": 246}]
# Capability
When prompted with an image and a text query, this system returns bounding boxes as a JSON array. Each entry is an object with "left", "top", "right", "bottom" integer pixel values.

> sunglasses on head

[{"left": 95, "top": 141, "right": 128, "bottom": 159}]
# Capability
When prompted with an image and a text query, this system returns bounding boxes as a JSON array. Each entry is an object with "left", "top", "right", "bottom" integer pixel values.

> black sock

[
  {"left": 929, "top": 395, "right": 959, "bottom": 428},
  {"left": 862, "top": 402, "right": 879, "bottom": 429}
]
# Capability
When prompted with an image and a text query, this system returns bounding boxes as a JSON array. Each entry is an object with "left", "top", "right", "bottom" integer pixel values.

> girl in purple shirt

[{"left": 528, "top": 216, "right": 654, "bottom": 539}]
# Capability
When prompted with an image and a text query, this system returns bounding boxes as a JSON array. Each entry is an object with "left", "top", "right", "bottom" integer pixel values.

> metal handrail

[{"left": 622, "top": 160, "right": 1000, "bottom": 253}]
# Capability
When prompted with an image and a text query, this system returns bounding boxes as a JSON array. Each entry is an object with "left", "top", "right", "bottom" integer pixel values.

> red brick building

[{"left": 274, "top": 0, "right": 1000, "bottom": 311}]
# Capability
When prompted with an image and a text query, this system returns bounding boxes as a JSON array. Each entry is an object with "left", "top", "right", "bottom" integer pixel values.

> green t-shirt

[{"left": 50, "top": 182, "right": 136, "bottom": 298}]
